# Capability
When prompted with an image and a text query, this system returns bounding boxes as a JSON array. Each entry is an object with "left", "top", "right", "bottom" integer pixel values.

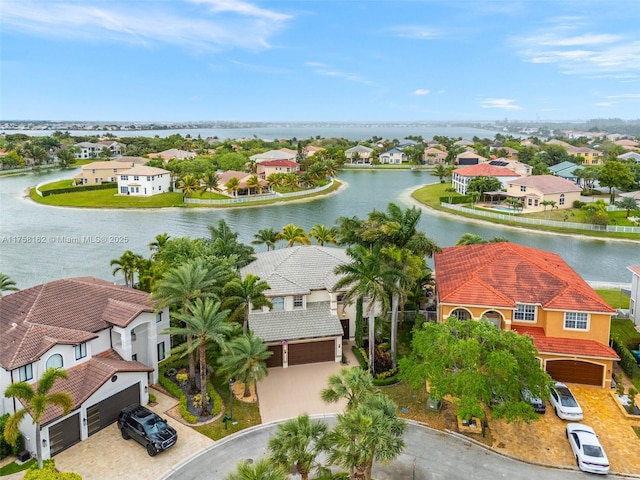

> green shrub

[
  {"left": 41, "top": 182, "right": 116, "bottom": 197},
  {"left": 175, "top": 373, "right": 188, "bottom": 385},
  {"left": 351, "top": 345, "right": 367, "bottom": 369},
  {"left": 208, "top": 382, "right": 222, "bottom": 416},
  {"left": 0, "top": 413, "right": 23, "bottom": 458},
  {"left": 23, "top": 459, "right": 82, "bottom": 480},
  {"left": 372, "top": 375, "right": 400, "bottom": 386},
  {"left": 148, "top": 393, "right": 156, "bottom": 404},
  {"left": 439, "top": 195, "right": 471, "bottom": 204},
  {"left": 611, "top": 335, "right": 640, "bottom": 379},
  {"left": 573, "top": 200, "right": 586, "bottom": 208}
]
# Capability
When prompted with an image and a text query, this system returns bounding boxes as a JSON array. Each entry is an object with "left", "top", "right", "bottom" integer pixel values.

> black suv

[{"left": 117, "top": 403, "right": 178, "bottom": 456}]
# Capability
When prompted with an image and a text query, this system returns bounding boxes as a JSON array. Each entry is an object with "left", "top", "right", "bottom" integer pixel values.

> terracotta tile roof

[
  {"left": 453, "top": 164, "right": 517, "bottom": 177},
  {"left": 434, "top": 243, "right": 614, "bottom": 314},
  {"left": 258, "top": 159, "right": 299, "bottom": 167},
  {"left": 628, "top": 265, "right": 640, "bottom": 276},
  {"left": 0, "top": 278, "right": 155, "bottom": 370},
  {"left": 36, "top": 349, "right": 152, "bottom": 426},
  {"left": 512, "top": 326, "right": 619, "bottom": 360},
  {"left": 507, "top": 175, "right": 582, "bottom": 193}
]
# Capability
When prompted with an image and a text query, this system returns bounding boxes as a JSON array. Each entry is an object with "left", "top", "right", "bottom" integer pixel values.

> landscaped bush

[
  {"left": 351, "top": 345, "right": 367, "bottom": 369},
  {"left": 611, "top": 334, "right": 640, "bottom": 380},
  {"left": 0, "top": 413, "right": 23, "bottom": 459},
  {"left": 23, "top": 459, "right": 82, "bottom": 480},
  {"left": 40, "top": 182, "right": 116, "bottom": 197},
  {"left": 158, "top": 363, "right": 198, "bottom": 424},
  {"left": 573, "top": 200, "right": 586, "bottom": 208},
  {"left": 439, "top": 195, "right": 471, "bottom": 204}
]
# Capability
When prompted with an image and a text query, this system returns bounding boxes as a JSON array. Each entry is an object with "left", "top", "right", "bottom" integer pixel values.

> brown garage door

[
  {"left": 546, "top": 360, "right": 603, "bottom": 386},
  {"left": 288, "top": 340, "right": 335, "bottom": 366},
  {"left": 266, "top": 345, "right": 283, "bottom": 368}
]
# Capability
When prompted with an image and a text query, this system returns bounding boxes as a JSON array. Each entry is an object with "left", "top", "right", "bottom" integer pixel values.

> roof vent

[{"left": 11, "top": 322, "right": 18, "bottom": 328}]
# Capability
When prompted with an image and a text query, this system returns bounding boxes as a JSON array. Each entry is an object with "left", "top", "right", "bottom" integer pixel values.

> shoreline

[{"left": 400, "top": 186, "right": 640, "bottom": 244}]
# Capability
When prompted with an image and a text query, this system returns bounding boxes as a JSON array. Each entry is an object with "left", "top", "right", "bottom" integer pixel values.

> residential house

[
  {"left": 302, "top": 146, "right": 326, "bottom": 158},
  {"left": 506, "top": 175, "right": 581, "bottom": 212},
  {"left": 488, "top": 159, "right": 532, "bottom": 176},
  {"left": 456, "top": 150, "right": 487, "bottom": 165},
  {"left": 344, "top": 145, "right": 374, "bottom": 164},
  {"left": 423, "top": 147, "right": 448, "bottom": 164},
  {"left": 73, "top": 158, "right": 147, "bottom": 186},
  {"left": 216, "top": 170, "right": 268, "bottom": 196},
  {"left": 116, "top": 165, "right": 171, "bottom": 196},
  {"left": 97, "top": 140, "right": 124, "bottom": 156},
  {"left": 379, "top": 148, "right": 406, "bottom": 164},
  {"left": 0, "top": 277, "right": 170, "bottom": 459},
  {"left": 73, "top": 142, "right": 107, "bottom": 159},
  {"left": 546, "top": 139, "right": 573, "bottom": 149},
  {"left": 453, "top": 139, "right": 474, "bottom": 148},
  {"left": 240, "top": 246, "right": 377, "bottom": 368},
  {"left": 249, "top": 149, "right": 298, "bottom": 163},
  {"left": 568, "top": 146, "right": 603, "bottom": 166},
  {"left": 434, "top": 243, "right": 618, "bottom": 388},
  {"left": 549, "top": 161, "right": 584, "bottom": 183},
  {"left": 147, "top": 149, "right": 196, "bottom": 162},
  {"left": 257, "top": 159, "right": 300, "bottom": 179},
  {"left": 451, "top": 164, "right": 519, "bottom": 195},
  {"left": 628, "top": 266, "right": 640, "bottom": 327},
  {"left": 614, "top": 139, "right": 639, "bottom": 150},
  {"left": 618, "top": 152, "right": 640, "bottom": 163}
]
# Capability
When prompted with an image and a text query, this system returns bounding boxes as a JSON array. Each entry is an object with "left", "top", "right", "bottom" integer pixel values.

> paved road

[{"left": 162, "top": 417, "right": 626, "bottom": 480}]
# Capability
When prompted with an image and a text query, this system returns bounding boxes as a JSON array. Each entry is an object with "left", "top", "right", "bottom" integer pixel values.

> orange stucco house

[{"left": 434, "top": 243, "right": 618, "bottom": 388}]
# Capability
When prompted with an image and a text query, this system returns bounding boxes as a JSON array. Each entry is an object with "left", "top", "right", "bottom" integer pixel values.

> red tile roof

[
  {"left": 628, "top": 265, "right": 640, "bottom": 276},
  {"left": 258, "top": 159, "right": 299, "bottom": 167},
  {"left": 512, "top": 326, "right": 619, "bottom": 360},
  {"left": 434, "top": 243, "right": 614, "bottom": 313},
  {"left": 453, "top": 164, "right": 517, "bottom": 177}
]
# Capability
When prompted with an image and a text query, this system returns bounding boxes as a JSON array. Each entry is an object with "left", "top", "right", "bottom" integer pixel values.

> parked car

[
  {"left": 566, "top": 423, "right": 610, "bottom": 474},
  {"left": 117, "top": 403, "right": 178, "bottom": 456},
  {"left": 521, "top": 388, "right": 546, "bottom": 414},
  {"left": 550, "top": 382, "right": 583, "bottom": 420}
]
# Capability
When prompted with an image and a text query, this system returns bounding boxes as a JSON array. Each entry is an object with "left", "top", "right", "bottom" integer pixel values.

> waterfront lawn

[
  {"left": 596, "top": 289, "right": 630, "bottom": 309},
  {"left": 189, "top": 190, "right": 229, "bottom": 200},
  {"left": 39, "top": 179, "right": 74, "bottom": 191},
  {"left": 30, "top": 187, "right": 185, "bottom": 208}
]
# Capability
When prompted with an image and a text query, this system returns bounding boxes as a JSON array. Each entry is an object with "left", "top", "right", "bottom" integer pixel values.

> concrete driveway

[{"left": 257, "top": 348, "right": 357, "bottom": 423}]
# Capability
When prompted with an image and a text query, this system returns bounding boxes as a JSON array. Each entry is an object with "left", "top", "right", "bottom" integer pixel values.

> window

[
  {"left": 293, "top": 295, "right": 304, "bottom": 309},
  {"left": 272, "top": 297, "right": 284, "bottom": 310},
  {"left": 147, "top": 176, "right": 151, "bottom": 181},
  {"left": 520, "top": 185, "right": 526, "bottom": 192},
  {"left": 534, "top": 199, "right": 539, "bottom": 206},
  {"left": 18, "top": 364, "right": 33, "bottom": 381},
  {"left": 559, "top": 194, "right": 565, "bottom": 206},
  {"left": 132, "top": 354, "right": 137, "bottom": 361},
  {"left": 157, "top": 342, "right": 166, "bottom": 361},
  {"left": 133, "top": 176, "right": 139, "bottom": 181},
  {"left": 450, "top": 308, "right": 471, "bottom": 320},
  {"left": 156, "top": 312, "right": 163, "bottom": 323},
  {"left": 75, "top": 342, "right": 87, "bottom": 360},
  {"left": 564, "top": 311, "right": 588, "bottom": 330},
  {"left": 121, "top": 175, "right": 128, "bottom": 180},
  {"left": 514, "top": 303, "right": 536, "bottom": 321},
  {"left": 131, "top": 329, "right": 137, "bottom": 341},
  {"left": 527, "top": 198, "right": 532, "bottom": 206},
  {"left": 46, "top": 354, "right": 63, "bottom": 369}
]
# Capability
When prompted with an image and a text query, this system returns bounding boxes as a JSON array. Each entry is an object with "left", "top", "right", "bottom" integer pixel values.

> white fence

[{"left": 441, "top": 203, "right": 640, "bottom": 234}]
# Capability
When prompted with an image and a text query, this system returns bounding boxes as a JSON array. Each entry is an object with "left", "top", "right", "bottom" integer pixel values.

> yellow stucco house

[
  {"left": 505, "top": 175, "right": 581, "bottom": 212},
  {"left": 434, "top": 243, "right": 618, "bottom": 388}
]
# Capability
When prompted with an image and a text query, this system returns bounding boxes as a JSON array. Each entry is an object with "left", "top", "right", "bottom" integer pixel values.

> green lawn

[
  {"left": 0, "top": 459, "right": 36, "bottom": 476},
  {"left": 595, "top": 289, "right": 630, "bottom": 309},
  {"left": 30, "top": 187, "right": 186, "bottom": 208},
  {"left": 611, "top": 318, "right": 640, "bottom": 349},
  {"left": 38, "top": 179, "right": 74, "bottom": 191}
]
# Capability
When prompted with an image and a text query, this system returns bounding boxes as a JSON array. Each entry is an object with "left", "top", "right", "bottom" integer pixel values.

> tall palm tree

[
  {"left": 222, "top": 274, "right": 272, "bottom": 334},
  {"left": 110, "top": 250, "right": 143, "bottom": 287},
  {"left": 164, "top": 298, "right": 234, "bottom": 415},
  {"left": 320, "top": 367, "right": 377, "bottom": 409},
  {"left": 200, "top": 171, "right": 221, "bottom": 195},
  {"left": 4, "top": 368, "right": 73, "bottom": 469},
  {"left": 225, "top": 176, "right": 240, "bottom": 197},
  {"left": 207, "top": 219, "right": 256, "bottom": 268},
  {"left": 616, "top": 196, "right": 638, "bottom": 217},
  {"left": 148, "top": 233, "right": 171, "bottom": 255},
  {"left": 245, "top": 175, "right": 261, "bottom": 195},
  {"left": 224, "top": 458, "right": 288, "bottom": 480},
  {"left": 277, "top": 223, "right": 310, "bottom": 247},
  {"left": 0, "top": 273, "right": 19, "bottom": 295},
  {"left": 252, "top": 228, "right": 278, "bottom": 251},
  {"left": 178, "top": 173, "right": 200, "bottom": 197},
  {"left": 333, "top": 244, "right": 400, "bottom": 374},
  {"left": 55, "top": 148, "right": 76, "bottom": 168},
  {"left": 268, "top": 414, "right": 328, "bottom": 480},
  {"left": 283, "top": 172, "right": 300, "bottom": 189},
  {"left": 309, "top": 224, "right": 336, "bottom": 246},
  {"left": 266, "top": 173, "right": 282, "bottom": 191},
  {"left": 152, "top": 258, "right": 225, "bottom": 392},
  {"left": 218, "top": 333, "right": 271, "bottom": 398}
]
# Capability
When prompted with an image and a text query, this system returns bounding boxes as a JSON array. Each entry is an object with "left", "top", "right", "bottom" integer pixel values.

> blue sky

[{"left": 1, "top": 0, "right": 639, "bottom": 122}]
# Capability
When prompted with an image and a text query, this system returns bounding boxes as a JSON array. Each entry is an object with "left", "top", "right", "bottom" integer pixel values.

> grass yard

[
  {"left": 38, "top": 179, "right": 74, "bottom": 191},
  {"left": 0, "top": 459, "right": 36, "bottom": 476},
  {"left": 611, "top": 318, "right": 640, "bottom": 349},
  {"left": 30, "top": 187, "right": 185, "bottom": 208},
  {"left": 595, "top": 289, "right": 630, "bottom": 309}
]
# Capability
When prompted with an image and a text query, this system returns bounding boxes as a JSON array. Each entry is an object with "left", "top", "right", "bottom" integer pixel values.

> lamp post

[{"left": 228, "top": 378, "right": 235, "bottom": 421}]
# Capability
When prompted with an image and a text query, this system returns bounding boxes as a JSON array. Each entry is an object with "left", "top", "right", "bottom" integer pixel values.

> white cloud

[
  {"left": 605, "top": 93, "right": 640, "bottom": 99},
  {"left": 0, "top": 0, "right": 291, "bottom": 51},
  {"left": 306, "top": 64, "right": 376, "bottom": 87},
  {"left": 594, "top": 102, "right": 616, "bottom": 107},
  {"left": 480, "top": 98, "right": 523, "bottom": 110},
  {"left": 413, "top": 89, "right": 430, "bottom": 96},
  {"left": 438, "top": 89, "right": 445, "bottom": 94},
  {"left": 388, "top": 25, "right": 440, "bottom": 40}
]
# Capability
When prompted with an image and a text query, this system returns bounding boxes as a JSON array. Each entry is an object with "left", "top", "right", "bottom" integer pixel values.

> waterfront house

[
  {"left": 629, "top": 266, "right": 640, "bottom": 328},
  {"left": 505, "top": 175, "right": 581, "bottom": 212},
  {"left": 216, "top": 170, "right": 268, "bottom": 196},
  {"left": 434, "top": 243, "right": 618, "bottom": 388},
  {"left": 240, "top": 246, "right": 378, "bottom": 368},
  {"left": 423, "top": 147, "right": 448, "bottom": 164},
  {"left": 147, "top": 149, "right": 196, "bottom": 162},
  {"left": 379, "top": 147, "right": 406, "bottom": 164},
  {"left": 451, "top": 164, "right": 519, "bottom": 195},
  {"left": 73, "top": 141, "right": 122, "bottom": 159},
  {"left": 116, "top": 165, "right": 171, "bottom": 196},
  {"left": 345, "top": 145, "right": 374, "bottom": 164},
  {"left": 0, "top": 277, "right": 169, "bottom": 460},
  {"left": 73, "top": 158, "right": 147, "bottom": 186},
  {"left": 456, "top": 150, "right": 487, "bottom": 165},
  {"left": 488, "top": 159, "right": 532, "bottom": 176},
  {"left": 257, "top": 159, "right": 300, "bottom": 179},
  {"left": 249, "top": 149, "right": 298, "bottom": 163}
]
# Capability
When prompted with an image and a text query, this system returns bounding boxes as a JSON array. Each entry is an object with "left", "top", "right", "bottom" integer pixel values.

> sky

[{"left": 1, "top": 0, "right": 640, "bottom": 123}]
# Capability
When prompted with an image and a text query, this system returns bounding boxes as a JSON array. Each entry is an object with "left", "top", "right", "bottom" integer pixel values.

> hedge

[
  {"left": 41, "top": 182, "right": 117, "bottom": 197},
  {"left": 611, "top": 334, "right": 640, "bottom": 380},
  {"left": 23, "top": 460, "right": 82, "bottom": 480},
  {"left": 439, "top": 195, "right": 471, "bottom": 204},
  {"left": 351, "top": 345, "right": 367, "bottom": 369}
]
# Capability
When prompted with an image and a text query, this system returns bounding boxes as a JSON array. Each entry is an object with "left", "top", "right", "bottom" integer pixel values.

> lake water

[{"left": 0, "top": 168, "right": 637, "bottom": 289}]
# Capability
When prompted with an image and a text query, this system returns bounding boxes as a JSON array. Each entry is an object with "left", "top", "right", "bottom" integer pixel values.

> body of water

[{"left": 0, "top": 168, "right": 637, "bottom": 289}]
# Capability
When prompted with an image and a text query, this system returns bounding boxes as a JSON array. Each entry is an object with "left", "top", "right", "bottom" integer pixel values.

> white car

[
  {"left": 550, "top": 382, "right": 583, "bottom": 420},
  {"left": 566, "top": 423, "right": 610, "bottom": 474}
]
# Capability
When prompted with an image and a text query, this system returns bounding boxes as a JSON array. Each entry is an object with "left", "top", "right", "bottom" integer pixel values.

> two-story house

[
  {"left": 257, "top": 159, "right": 300, "bottom": 179},
  {"left": 0, "top": 277, "right": 170, "bottom": 460},
  {"left": 73, "top": 158, "right": 147, "bottom": 186},
  {"left": 434, "top": 243, "right": 618, "bottom": 388},
  {"left": 378, "top": 148, "right": 406, "bottom": 164},
  {"left": 568, "top": 146, "right": 603, "bottom": 166},
  {"left": 505, "top": 175, "right": 581, "bottom": 212},
  {"left": 116, "top": 165, "right": 171, "bottom": 196},
  {"left": 240, "top": 246, "right": 377, "bottom": 368},
  {"left": 423, "top": 147, "right": 447, "bottom": 164},
  {"left": 451, "top": 164, "right": 519, "bottom": 195},
  {"left": 249, "top": 149, "right": 298, "bottom": 163},
  {"left": 628, "top": 265, "right": 640, "bottom": 328},
  {"left": 344, "top": 145, "right": 374, "bottom": 164}
]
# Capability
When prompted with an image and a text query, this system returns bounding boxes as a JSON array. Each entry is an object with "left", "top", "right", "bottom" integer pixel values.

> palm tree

[
  {"left": 55, "top": 148, "right": 76, "bottom": 168},
  {"left": 148, "top": 233, "right": 171, "bottom": 254},
  {"left": 218, "top": 333, "right": 271, "bottom": 398},
  {"left": 333, "top": 244, "right": 400, "bottom": 374},
  {"left": 225, "top": 176, "right": 240, "bottom": 197},
  {"left": 320, "top": 367, "right": 377, "bottom": 409},
  {"left": 455, "top": 233, "right": 486, "bottom": 246},
  {"left": 245, "top": 175, "right": 261, "bottom": 195},
  {"left": 283, "top": 172, "right": 300, "bottom": 189},
  {"left": 277, "top": 223, "right": 310, "bottom": 247},
  {"left": 252, "top": 228, "right": 278, "bottom": 251},
  {"left": 152, "top": 258, "right": 225, "bottom": 392},
  {"left": 164, "top": 298, "right": 234, "bottom": 415},
  {"left": 309, "top": 224, "right": 336, "bottom": 246},
  {"left": 110, "top": 250, "right": 143, "bottom": 287},
  {"left": 0, "top": 273, "right": 19, "bottom": 295},
  {"left": 207, "top": 219, "right": 256, "bottom": 268},
  {"left": 616, "top": 196, "right": 638, "bottom": 217},
  {"left": 4, "top": 368, "right": 73, "bottom": 469},
  {"left": 200, "top": 171, "right": 221, "bottom": 195},
  {"left": 178, "top": 173, "right": 200, "bottom": 197},
  {"left": 222, "top": 274, "right": 272, "bottom": 334},
  {"left": 268, "top": 414, "right": 328, "bottom": 480},
  {"left": 224, "top": 458, "right": 288, "bottom": 480},
  {"left": 432, "top": 164, "right": 449, "bottom": 183},
  {"left": 540, "top": 200, "right": 557, "bottom": 219},
  {"left": 266, "top": 173, "right": 282, "bottom": 191}
]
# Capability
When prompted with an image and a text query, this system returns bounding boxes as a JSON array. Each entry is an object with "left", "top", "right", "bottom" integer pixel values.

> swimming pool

[{"left": 491, "top": 205, "right": 517, "bottom": 213}]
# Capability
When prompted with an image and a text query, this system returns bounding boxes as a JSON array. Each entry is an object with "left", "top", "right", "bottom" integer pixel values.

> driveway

[{"left": 257, "top": 347, "right": 358, "bottom": 423}]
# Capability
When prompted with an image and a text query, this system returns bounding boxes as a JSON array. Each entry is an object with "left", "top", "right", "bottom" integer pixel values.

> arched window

[
  {"left": 272, "top": 297, "right": 284, "bottom": 310},
  {"left": 450, "top": 308, "right": 471, "bottom": 320},
  {"left": 46, "top": 354, "right": 63, "bottom": 370},
  {"left": 559, "top": 193, "right": 565, "bottom": 206}
]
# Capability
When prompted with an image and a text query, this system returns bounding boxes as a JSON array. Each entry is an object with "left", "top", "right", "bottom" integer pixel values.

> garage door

[
  {"left": 49, "top": 413, "right": 80, "bottom": 456},
  {"left": 546, "top": 360, "right": 604, "bottom": 386},
  {"left": 288, "top": 340, "right": 335, "bottom": 366},
  {"left": 86, "top": 383, "right": 140, "bottom": 436},
  {"left": 266, "top": 345, "right": 283, "bottom": 368}
]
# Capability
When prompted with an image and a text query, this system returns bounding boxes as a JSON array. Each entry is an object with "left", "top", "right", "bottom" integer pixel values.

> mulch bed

[{"left": 165, "top": 370, "right": 214, "bottom": 422}]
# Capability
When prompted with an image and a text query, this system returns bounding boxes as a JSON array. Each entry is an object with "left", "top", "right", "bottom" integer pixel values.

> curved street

[{"left": 161, "top": 417, "right": 627, "bottom": 480}]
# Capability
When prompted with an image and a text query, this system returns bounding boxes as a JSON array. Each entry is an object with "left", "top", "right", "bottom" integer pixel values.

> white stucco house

[
  {"left": 240, "top": 246, "right": 378, "bottom": 368},
  {"left": 117, "top": 165, "right": 171, "bottom": 196},
  {"left": 451, "top": 164, "right": 520, "bottom": 194},
  {"left": 629, "top": 266, "right": 640, "bottom": 327},
  {"left": 0, "top": 278, "right": 169, "bottom": 460},
  {"left": 379, "top": 148, "right": 406, "bottom": 164}
]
